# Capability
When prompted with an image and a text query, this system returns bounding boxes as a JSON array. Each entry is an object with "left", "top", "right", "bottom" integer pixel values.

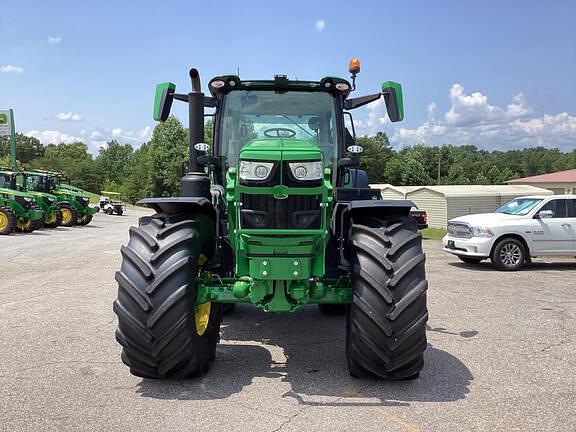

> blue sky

[{"left": 1, "top": 0, "right": 575, "bottom": 155}]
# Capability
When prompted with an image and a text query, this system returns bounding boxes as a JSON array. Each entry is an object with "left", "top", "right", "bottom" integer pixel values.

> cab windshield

[
  {"left": 494, "top": 198, "right": 543, "bottom": 216},
  {"left": 219, "top": 90, "right": 338, "bottom": 166}
]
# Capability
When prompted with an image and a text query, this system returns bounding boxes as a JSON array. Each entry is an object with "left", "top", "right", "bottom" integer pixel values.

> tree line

[{"left": 1, "top": 118, "right": 574, "bottom": 203}]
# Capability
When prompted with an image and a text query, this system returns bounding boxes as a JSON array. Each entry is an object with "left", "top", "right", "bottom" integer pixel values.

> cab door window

[{"left": 539, "top": 199, "right": 569, "bottom": 218}]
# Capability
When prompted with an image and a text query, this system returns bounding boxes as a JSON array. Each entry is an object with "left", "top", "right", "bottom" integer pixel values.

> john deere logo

[{"left": 0, "top": 113, "right": 7, "bottom": 124}]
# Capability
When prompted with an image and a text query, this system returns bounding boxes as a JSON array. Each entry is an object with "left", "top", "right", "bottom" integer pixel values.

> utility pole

[{"left": 437, "top": 152, "right": 441, "bottom": 183}]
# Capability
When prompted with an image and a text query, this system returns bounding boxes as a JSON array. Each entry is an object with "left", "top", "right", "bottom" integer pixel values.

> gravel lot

[{"left": 1, "top": 208, "right": 575, "bottom": 432}]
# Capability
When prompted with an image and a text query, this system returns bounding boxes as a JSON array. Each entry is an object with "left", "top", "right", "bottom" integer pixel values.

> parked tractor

[
  {"left": 114, "top": 60, "right": 428, "bottom": 380},
  {"left": 0, "top": 185, "right": 44, "bottom": 234},
  {"left": 0, "top": 169, "right": 63, "bottom": 228},
  {"left": 24, "top": 170, "right": 96, "bottom": 226}
]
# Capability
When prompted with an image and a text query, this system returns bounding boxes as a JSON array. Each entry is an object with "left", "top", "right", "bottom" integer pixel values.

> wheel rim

[
  {"left": 17, "top": 218, "right": 31, "bottom": 229},
  {"left": 61, "top": 208, "right": 72, "bottom": 224},
  {"left": 195, "top": 302, "right": 211, "bottom": 336},
  {"left": 45, "top": 212, "right": 57, "bottom": 224},
  {"left": 0, "top": 213, "right": 8, "bottom": 230},
  {"left": 499, "top": 243, "right": 522, "bottom": 267},
  {"left": 195, "top": 254, "right": 210, "bottom": 336}
]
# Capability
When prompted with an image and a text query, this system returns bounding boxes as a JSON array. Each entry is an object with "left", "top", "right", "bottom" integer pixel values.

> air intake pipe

[{"left": 181, "top": 68, "right": 211, "bottom": 199}]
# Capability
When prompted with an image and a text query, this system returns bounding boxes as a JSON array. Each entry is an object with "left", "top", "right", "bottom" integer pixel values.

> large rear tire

[
  {"left": 346, "top": 215, "right": 428, "bottom": 380},
  {"left": 114, "top": 212, "right": 221, "bottom": 379}
]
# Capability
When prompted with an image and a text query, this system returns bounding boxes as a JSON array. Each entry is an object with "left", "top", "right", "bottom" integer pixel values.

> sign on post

[
  {"left": 0, "top": 110, "right": 11, "bottom": 136},
  {"left": 0, "top": 109, "right": 17, "bottom": 169}
]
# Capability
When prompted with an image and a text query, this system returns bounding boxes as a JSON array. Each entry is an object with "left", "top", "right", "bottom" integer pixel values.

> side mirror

[
  {"left": 153, "top": 82, "right": 176, "bottom": 122},
  {"left": 537, "top": 210, "right": 554, "bottom": 219},
  {"left": 381, "top": 81, "right": 404, "bottom": 122}
]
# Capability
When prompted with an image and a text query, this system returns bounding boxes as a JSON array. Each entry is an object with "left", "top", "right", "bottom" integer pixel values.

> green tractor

[
  {"left": 24, "top": 170, "right": 96, "bottom": 226},
  {"left": 0, "top": 169, "right": 63, "bottom": 228},
  {"left": 114, "top": 60, "right": 428, "bottom": 380},
  {"left": 0, "top": 183, "right": 44, "bottom": 234}
]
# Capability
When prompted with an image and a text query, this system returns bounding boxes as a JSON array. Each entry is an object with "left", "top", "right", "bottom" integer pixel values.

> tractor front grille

[{"left": 240, "top": 194, "right": 321, "bottom": 229}]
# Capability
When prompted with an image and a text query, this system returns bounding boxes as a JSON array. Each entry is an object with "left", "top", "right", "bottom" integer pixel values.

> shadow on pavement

[
  {"left": 447, "top": 260, "right": 576, "bottom": 272},
  {"left": 137, "top": 305, "right": 472, "bottom": 406}
]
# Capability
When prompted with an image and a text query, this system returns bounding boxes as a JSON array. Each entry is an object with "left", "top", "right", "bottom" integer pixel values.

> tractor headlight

[
  {"left": 239, "top": 161, "right": 274, "bottom": 181},
  {"left": 472, "top": 226, "right": 495, "bottom": 238},
  {"left": 288, "top": 161, "right": 323, "bottom": 181}
]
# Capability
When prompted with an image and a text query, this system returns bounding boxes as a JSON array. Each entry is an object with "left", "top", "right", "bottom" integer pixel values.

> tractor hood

[
  {"left": 239, "top": 138, "right": 323, "bottom": 162},
  {"left": 0, "top": 187, "right": 37, "bottom": 199}
]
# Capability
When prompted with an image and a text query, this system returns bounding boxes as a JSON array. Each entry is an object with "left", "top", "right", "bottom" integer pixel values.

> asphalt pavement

[{"left": 0, "top": 208, "right": 574, "bottom": 431}]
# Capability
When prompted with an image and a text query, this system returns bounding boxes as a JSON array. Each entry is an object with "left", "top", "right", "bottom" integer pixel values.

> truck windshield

[
  {"left": 494, "top": 198, "right": 543, "bottom": 215},
  {"left": 219, "top": 90, "right": 338, "bottom": 166}
]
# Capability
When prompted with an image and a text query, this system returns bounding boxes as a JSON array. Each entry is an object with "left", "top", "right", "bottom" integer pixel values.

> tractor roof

[{"left": 208, "top": 75, "right": 353, "bottom": 99}]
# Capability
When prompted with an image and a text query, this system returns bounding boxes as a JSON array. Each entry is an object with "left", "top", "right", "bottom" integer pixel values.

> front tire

[
  {"left": 44, "top": 209, "right": 63, "bottom": 228},
  {"left": 0, "top": 207, "right": 16, "bottom": 235},
  {"left": 347, "top": 216, "right": 428, "bottom": 380},
  {"left": 77, "top": 214, "right": 93, "bottom": 225},
  {"left": 490, "top": 237, "right": 526, "bottom": 271},
  {"left": 114, "top": 213, "right": 220, "bottom": 379},
  {"left": 59, "top": 204, "right": 78, "bottom": 227}
]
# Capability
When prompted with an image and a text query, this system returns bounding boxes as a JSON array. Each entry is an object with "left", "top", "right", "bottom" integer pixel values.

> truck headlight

[
  {"left": 288, "top": 161, "right": 322, "bottom": 181},
  {"left": 239, "top": 161, "right": 274, "bottom": 181},
  {"left": 472, "top": 226, "right": 495, "bottom": 238}
]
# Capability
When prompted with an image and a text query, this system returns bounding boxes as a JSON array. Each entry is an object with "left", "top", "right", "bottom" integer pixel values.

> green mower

[{"left": 114, "top": 59, "right": 428, "bottom": 380}]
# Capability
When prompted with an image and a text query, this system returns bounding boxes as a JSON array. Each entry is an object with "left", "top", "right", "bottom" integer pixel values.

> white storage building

[
  {"left": 404, "top": 185, "right": 553, "bottom": 228},
  {"left": 371, "top": 184, "right": 420, "bottom": 200}
]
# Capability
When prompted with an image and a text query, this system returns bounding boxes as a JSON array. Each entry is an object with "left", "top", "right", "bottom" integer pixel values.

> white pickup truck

[{"left": 442, "top": 195, "right": 576, "bottom": 270}]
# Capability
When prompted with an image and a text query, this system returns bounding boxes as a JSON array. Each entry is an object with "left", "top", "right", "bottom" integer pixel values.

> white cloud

[
  {"left": 26, "top": 130, "right": 81, "bottom": 144},
  {"left": 48, "top": 36, "right": 62, "bottom": 45},
  {"left": 25, "top": 125, "right": 153, "bottom": 156},
  {"left": 0, "top": 65, "right": 23, "bottom": 74},
  {"left": 315, "top": 19, "right": 326, "bottom": 32},
  {"left": 388, "top": 84, "right": 575, "bottom": 151},
  {"left": 57, "top": 112, "right": 83, "bottom": 121}
]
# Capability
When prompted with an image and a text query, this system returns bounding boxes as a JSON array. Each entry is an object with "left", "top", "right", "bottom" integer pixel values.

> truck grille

[
  {"left": 447, "top": 222, "right": 473, "bottom": 239},
  {"left": 240, "top": 194, "right": 321, "bottom": 229}
]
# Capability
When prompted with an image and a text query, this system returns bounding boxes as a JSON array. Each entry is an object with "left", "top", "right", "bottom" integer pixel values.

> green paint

[{"left": 153, "top": 82, "right": 176, "bottom": 122}]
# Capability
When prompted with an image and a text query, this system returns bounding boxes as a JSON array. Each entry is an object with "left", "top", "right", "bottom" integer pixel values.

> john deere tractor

[
  {"left": 24, "top": 170, "right": 96, "bottom": 226},
  {"left": 114, "top": 60, "right": 428, "bottom": 380},
  {"left": 0, "top": 169, "right": 63, "bottom": 228},
  {"left": 0, "top": 183, "right": 44, "bottom": 234}
]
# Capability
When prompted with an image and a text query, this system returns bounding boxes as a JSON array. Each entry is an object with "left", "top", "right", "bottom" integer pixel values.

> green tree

[
  {"left": 146, "top": 116, "right": 187, "bottom": 197},
  {"left": 0, "top": 133, "right": 44, "bottom": 164},
  {"left": 95, "top": 140, "right": 134, "bottom": 185}
]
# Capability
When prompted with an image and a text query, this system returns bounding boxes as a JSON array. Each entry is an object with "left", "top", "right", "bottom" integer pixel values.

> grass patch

[{"left": 421, "top": 227, "right": 446, "bottom": 241}]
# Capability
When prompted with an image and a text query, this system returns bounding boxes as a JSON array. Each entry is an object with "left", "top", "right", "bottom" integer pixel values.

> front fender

[{"left": 137, "top": 197, "right": 216, "bottom": 218}]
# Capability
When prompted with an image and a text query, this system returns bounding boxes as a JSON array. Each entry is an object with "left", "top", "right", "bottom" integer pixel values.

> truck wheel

[
  {"left": 347, "top": 216, "right": 428, "bottom": 380},
  {"left": 59, "top": 204, "right": 78, "bottom": 227},
  {"left": 0, "top": 207, "right": 16, "bottom": 235},
  {"left": 78, "top": 214, "right": 93, "bottom": 225},
  {"left": 490, "top": 237, "right": 526, "bottom": 271},
  {"left": 114, "top": 213, "right": 221, "bottom": 379},
  {"left": 318, "top": 304, "right": 347, "bottom": 315},
  {"left": 44, "top": 209, "right": 63, "bottom": 228},
  {"left": 116, "top": 209, "right": 124, "bottom": 216},
  {"left": 458, "top": 256, "right": 482, "bottom": 264}
]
